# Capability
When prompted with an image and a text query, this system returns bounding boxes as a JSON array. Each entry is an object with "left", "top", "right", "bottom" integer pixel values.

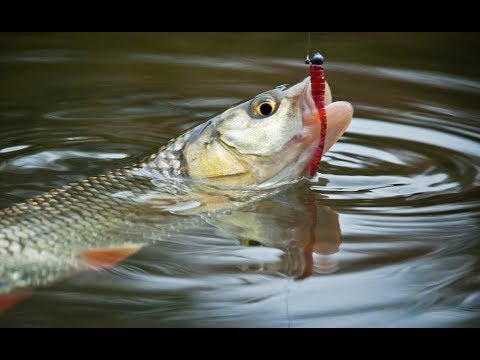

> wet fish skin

[{"left": 0, "top": 74, "right": 353, "bottom": 296}]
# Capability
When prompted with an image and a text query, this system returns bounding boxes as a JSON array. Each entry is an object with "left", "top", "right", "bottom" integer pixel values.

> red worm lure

[{"left": 306, "top": 53, "right": 327, "bottom": 177}]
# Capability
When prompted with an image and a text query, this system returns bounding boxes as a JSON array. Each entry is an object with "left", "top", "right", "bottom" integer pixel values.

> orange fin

[
  {"left": 81, "top": 247, "right": 139, "bottom": 268},
  {"left": 0, "top": 289, "right": 32, "bottom": 314}
]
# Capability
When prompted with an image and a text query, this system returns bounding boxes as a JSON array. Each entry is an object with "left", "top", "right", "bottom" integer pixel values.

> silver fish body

[{"left": 0, "top": 74, "right": 353, "bottom": 296}]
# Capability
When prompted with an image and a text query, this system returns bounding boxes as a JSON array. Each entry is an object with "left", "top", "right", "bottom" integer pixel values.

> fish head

[{"left": 182, "top": 77, "right": 353, "bottom": 189}]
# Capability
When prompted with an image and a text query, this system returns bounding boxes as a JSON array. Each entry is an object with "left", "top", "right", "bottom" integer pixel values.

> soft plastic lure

[{"left": 306, "top": 53, "right": 327, "bottom": 177}]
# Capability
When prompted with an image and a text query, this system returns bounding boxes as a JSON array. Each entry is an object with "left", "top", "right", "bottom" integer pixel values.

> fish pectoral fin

[
  {"left": 80, "top": 246, "right": 140, "bottom": 269},
  {"left": 0, "top": 288, "right": 32, "bottom": 314}
]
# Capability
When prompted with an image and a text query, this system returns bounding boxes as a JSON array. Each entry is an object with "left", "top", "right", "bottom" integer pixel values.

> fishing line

[
  {"left": 305, "top": 32, "right": 311, "bottom": 65},
  {"left": 284, "top": 277, "right": 292, "bottom": 328}
]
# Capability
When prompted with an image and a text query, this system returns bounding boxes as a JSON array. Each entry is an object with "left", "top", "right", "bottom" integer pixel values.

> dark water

[{"left": 0, "top": 32, "right": 479, "bottom": 327}]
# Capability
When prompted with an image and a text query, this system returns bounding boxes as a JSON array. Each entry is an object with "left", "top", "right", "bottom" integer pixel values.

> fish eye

[{"left": 250, "top": 95, "right": 278, "bottom": 118}]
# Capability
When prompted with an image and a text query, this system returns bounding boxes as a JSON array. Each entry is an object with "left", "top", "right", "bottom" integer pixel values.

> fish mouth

[{"left": 302, "top": 77, "right": 353, "bottom": 156}]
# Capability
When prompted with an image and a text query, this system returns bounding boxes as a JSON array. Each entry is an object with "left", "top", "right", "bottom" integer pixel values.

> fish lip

[
  {"left": 303, "top": 79, "right": 318, "bottom": 117},
  {"left": 298, "top": 77, "right": 320, "bottom": 126}
]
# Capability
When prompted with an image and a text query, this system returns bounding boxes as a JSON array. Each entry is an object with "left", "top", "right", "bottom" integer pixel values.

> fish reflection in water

[{"left": 209, "top": 184, "right": 341, "bottom": 279}]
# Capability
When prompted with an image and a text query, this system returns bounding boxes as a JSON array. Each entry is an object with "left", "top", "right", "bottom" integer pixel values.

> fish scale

[
  {"left": 0, "top": 160, "right": 191, "bottom": 293},
  {"left": 0, "top": 128, "right": 224, "bottom": 295},
  {"left": 1, "top": 158, "right": 179, "bottom": 247},
  {"left": 0, "top": 63, "right": 353, "bottom": 307}
]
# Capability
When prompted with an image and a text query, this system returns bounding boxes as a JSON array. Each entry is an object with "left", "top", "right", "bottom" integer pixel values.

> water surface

[{"left": 0, "top": 32, "right": 479, "bottom": 327}]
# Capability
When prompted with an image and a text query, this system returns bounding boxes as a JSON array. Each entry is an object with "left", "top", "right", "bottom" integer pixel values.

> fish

[{"left": 0, "top": 64, "right": 353, "bottom": 312}]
